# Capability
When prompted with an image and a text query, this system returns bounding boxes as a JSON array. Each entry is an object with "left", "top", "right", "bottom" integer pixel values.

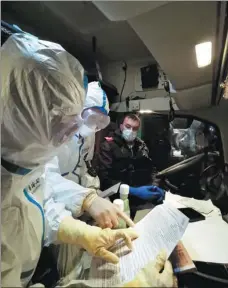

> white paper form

[
  {"left": 98, "top": 183, "right": 121, "bottom": 199},
  {"left": 89, "top": 203, "right": 189, "bottom": 286},
  {"left": 178, "top": 198, "right": 221, "bottom": 216},
  {"left": 181, "top": 216, "right": 228, "bottom": 264},
  {"left": 119, "top": 203, "right": 189, "bottom": 283}
]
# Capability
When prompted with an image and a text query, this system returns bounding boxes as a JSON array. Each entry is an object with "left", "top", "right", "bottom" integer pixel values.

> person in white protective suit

[
  {"left": 57, "top": 82, "right": 107, "bottom": 191},
  {"left": 1, "top": 33, "right": 177, "bottom": 288},
  {"left": 59, "top": 132, "right": 98, "bottom": 188},
  {"left": 48, "top": 81, "right": 135, "bottom": 231}
]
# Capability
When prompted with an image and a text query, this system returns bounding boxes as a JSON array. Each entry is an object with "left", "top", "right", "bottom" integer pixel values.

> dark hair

[{"left": 122, "top": 113, "right": 141, "bottom": 125}]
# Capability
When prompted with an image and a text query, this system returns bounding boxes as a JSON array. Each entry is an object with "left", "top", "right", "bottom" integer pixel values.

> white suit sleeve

[
  {"left": 81, "top": 134, "right": 100, "bottom": 190},
  {"left": 43, "top": 156, "right": 94, "bottom": 245},
  {"left": 85, "top": 134, "right": 95, "bottom": 162},
  {"left": 81, "top": 173, "right": 100, "bottom": 190}
]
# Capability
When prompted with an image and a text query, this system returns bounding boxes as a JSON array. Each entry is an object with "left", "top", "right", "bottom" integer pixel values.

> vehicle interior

[
  {"left": 2, "top": 0, "right": 227, "bottom": 232},
  {"left": 1, "top": 1, "right": 227, "bottom": 107},
  {"left": 142, "top": 115, "right": 225, "bottom": 206},
  {"left": 1, "top": 1, "right": 228, "bottom": 287}
]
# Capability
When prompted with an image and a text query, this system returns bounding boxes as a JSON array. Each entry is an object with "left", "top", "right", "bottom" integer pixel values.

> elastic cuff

[
  {"left": 82, "top": 191, "right": 98, "bottom": 211},
  {"left": 122, "top": 279, "right": 143, "bottom": 287},
  {"left": 44, "top": 208, "right": 71, "bottom": 246}
]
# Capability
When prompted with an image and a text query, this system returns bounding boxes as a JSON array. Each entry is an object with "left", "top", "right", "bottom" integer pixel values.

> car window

[{"left": 169, "top": 118, "right": 221, "bottom": 160}]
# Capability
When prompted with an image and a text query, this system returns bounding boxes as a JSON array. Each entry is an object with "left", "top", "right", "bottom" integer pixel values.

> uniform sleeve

[
  {"left": 43, "top": 156, "right": 95, "bottom": 245},
  {"left": 140, "top": 141, "right": 159, "bottom": 184},
  {"left": 141, "top": 141, "right": 150, "bottom": 158},
  {"left": 98, "top": 140, "right": 119, "bottom": 190}
]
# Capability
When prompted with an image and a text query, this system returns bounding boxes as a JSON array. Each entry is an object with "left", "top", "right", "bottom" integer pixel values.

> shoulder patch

[{"left": 105, "top": 137, "right": 113, "bottom": 142}]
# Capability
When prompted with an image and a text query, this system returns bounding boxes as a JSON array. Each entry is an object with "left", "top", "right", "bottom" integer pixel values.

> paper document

[
  {"left": 164, "top": 192, "right": 187, "bottom": 209},
  {"left": 89, "top": 203, "right": 189, "bottom": 286},
  {"left": 178, "top": 198, "right": 218, "bottom": 215},
  {"left": 164, "top": 192, "right": 221, "bottom": 217},
  {"left": 182, "top": 217, "right": 228, "bottom": 264},
  {"left": 98, "top": 183, "right": 121, "bottom": 198},
  {"left": 133, "top": 209, "right": 151, "bottom": 223}
]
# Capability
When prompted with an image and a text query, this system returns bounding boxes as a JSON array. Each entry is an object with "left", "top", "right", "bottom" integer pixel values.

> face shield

[
  {"left": 82, "top": 108, "right": 110, "bottom": 130},
  {"left": 78, "top": 108, "right": 110, "bottom": 137},
  {"left": 77, "top": 81, "right": 110, "bottom": 138}
]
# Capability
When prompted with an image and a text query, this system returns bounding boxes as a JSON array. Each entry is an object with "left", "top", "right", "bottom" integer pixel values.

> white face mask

[{"left": 122, "top": 127, "right": 137, "bottom": 142}]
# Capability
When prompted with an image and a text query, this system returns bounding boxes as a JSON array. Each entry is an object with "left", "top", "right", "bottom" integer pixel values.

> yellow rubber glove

[
  {"left": 58, "top": 216, "right": 138, "bottom": 264},
  {"left": 83, "top": 192, "right": 135, "bottom": 229},
  {"left": 122, "top": 250, "right": 178, "bottom": 287}
]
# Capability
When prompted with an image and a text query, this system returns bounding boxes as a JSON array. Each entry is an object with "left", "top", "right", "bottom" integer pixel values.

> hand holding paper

[
  {"left": 89, "top": 203, "right": 189, "bottom": 286},
  {"left": 123, "top": 250, "right": 177, "bottom": 287},
  {"left": 58, "top": 217, "right": 138, "bottom": 264}
]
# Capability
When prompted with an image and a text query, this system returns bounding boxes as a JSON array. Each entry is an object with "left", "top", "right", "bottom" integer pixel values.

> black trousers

[{"left": 32, "top": 247, "right": 59, "bottom": 288}]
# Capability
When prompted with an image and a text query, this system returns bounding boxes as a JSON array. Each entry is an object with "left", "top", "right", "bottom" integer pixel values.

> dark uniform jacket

[{"left": 98, "top": 129, "right": 155, "bottom": 190}]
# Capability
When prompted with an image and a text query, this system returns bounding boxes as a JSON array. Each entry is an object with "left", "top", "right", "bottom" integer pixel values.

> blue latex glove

[{"left": 129, "top": 185, "right": 165, "bottom": 201}]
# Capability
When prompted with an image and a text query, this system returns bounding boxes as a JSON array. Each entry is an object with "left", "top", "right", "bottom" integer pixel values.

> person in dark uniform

[{"left": 98, "top": 114, "right": 164, "bottom": 217}]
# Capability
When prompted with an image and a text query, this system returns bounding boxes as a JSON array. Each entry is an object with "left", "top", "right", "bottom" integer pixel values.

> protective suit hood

[
  {"left": 1, "top": 33, "right": 86, "bottom": 169},
  {"left": 83, "top": 81, "right": 109, "bottom": 115}
]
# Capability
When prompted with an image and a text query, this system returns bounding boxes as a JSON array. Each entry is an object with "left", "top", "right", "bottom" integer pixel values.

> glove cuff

[
  {"left": 58, "top": 216, "right": 88, "bottom": 245},
  {"left": 82, "top": 191, "right": 98, "bottom": 211},
  {"left": 122, "top": 279, "right": 145, "bottom": 287},
  {"left": 57, "top": 216, "right": 102, "bottom": 249},
  {"left": 129, "top": 187, "right": 137, "bottom": 195}
]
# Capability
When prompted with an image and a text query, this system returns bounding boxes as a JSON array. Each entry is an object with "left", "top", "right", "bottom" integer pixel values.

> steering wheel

[{"left": 156, "top": 153, "right": 205, "bottom": 178}]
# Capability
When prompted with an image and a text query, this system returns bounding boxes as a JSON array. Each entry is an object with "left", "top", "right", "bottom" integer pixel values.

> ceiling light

[
  {"left": 139, "top": 110, "right": 153, "bottom": 114},
  {"left": 195, "top": 41, "right": 212, "bottom": 68}
]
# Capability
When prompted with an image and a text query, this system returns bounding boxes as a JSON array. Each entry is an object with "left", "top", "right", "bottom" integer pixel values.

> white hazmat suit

[
  {"left": 57, "top": 81, "right": 110, "bottom": 190},
  {"left": 1, "top": 34, "right": 136, "bottom": 287},
  {"left": 58, "top": 133, "right": 98, "bottom": 188},
  {"left": 44, "top": 82, "right": 110, "bottom": 281},
  {"left": 1, "top": 33, "right": 87, "bottom": 287}
]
